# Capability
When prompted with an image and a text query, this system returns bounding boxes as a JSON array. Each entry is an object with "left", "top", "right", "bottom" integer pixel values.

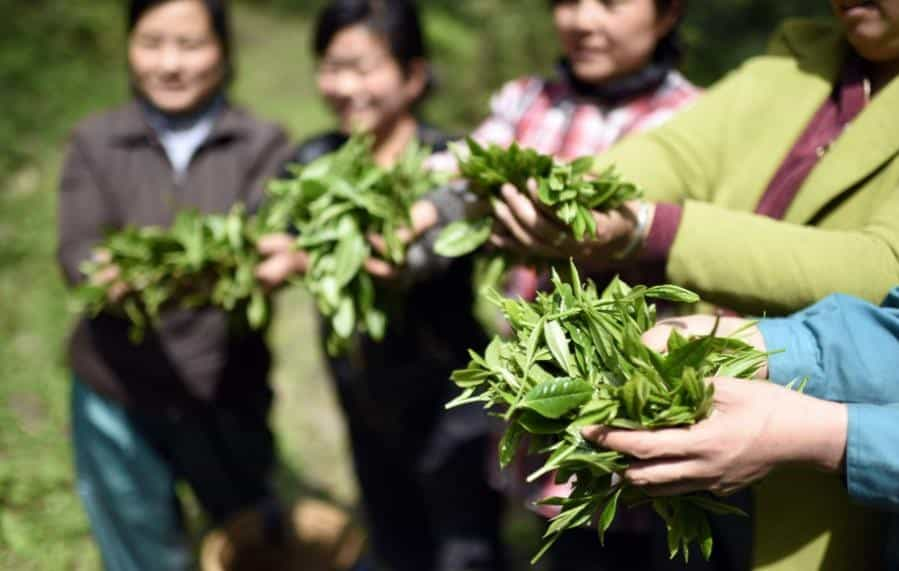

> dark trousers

[
  {"left": 547, "top": 491, "right": 753, "bottom": 571},
  {"left": 331, "top": 357, "right": 506, "bottom": 571},
  {"left": 72, "top": 379, "right": 276, "bottom": 571}
]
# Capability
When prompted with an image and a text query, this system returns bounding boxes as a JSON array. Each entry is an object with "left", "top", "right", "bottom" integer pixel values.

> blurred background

[{"left": 0, "top": 0, "right": 830, "bottom": 568}]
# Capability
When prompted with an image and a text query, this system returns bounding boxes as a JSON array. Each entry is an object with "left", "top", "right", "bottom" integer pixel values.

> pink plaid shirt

[{"left": 472, "top": 70, "right": 699, "bottom": 160}]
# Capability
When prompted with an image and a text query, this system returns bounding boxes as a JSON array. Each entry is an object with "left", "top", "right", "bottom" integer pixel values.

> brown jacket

[{"left": 58, "top": 100, "right": 291, "bottom": 410}]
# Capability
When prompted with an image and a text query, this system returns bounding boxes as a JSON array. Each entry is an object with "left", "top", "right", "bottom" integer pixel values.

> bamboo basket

[{"left": 200, "top": 499, "right": 366, "bottom": 571}]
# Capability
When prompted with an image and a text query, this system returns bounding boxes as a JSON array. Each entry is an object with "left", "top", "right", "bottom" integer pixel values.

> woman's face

[
  {"left": 832, "top": 0, "right": 899, "bottom": 62},
  {"left": 128, "top": 0, "right": 225, "bottom": 114},
  {"left": 317, "top": 25, "right": 426, "bottom": 135},
  {"left": 553, "top": 0, "right": 677, "bottom": 84}
]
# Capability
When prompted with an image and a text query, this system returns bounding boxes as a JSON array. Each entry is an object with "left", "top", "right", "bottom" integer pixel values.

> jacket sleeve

[
  {"left": 844, "top": 403, "right": 899, "bottom": 512},
  {"left": 594, "top": 53, "right": 899, "bottom": 315},
  {"left": 593, "top": 62, "right": 746, "bottom": 204},
  {"left": 665, "top": 198, "right": 899, "bottom": 315},
  {"left": 758, "top": 289, "right": 899, "bottom": 511},
  {"left": 759, "top": 288, "right": 899, "bottom": 403},
  {"left": 56, "top": 131, "right": 117, "bottom": 286}
]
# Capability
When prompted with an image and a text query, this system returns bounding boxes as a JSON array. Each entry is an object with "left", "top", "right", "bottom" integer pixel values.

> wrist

[
  {"left": 804, "top": 399, "right": 848, "bottom": 473},
  {"left": 612, "top": 201, "right": 653, "bottom": 261},
  {"left": 775, "top": 393, "right": 847, "bottom": 473}
]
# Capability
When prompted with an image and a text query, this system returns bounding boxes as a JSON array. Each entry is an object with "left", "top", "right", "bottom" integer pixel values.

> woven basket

[{"left": 200, "top": 499, "right": 366, "bottom": 571}]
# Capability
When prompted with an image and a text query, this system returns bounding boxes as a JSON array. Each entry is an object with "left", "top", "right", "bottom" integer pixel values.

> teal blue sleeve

[
  {"left": 756, "top": 288, "right": 899, "bottom": 512},
  {"left": 758, "top": 288, "right": 899, "bottom": 404},
  {"left": 846, "top": 403, "right": 899, "bottom": 512}
]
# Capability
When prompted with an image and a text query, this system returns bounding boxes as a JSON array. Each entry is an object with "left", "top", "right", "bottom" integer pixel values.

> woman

[
  {"left": 585, "top": 289, "right": 899, "bottom": 568},
  {"left": 443, "top": 0, "right": 700, "bottom": 304},
  {"left": 254, "top": 2, "right": 506, "bottom": 570},
  {"left": 469, "top": 0, "right": 698, "bottom": 160},
  {"left": 57, "top": 1, "right": 291, "bottom": 569},
  {"left": 489, "top": 0, "right": 899, "bottom": 568},
  {"left": 435, "top": 2, "right": 702, "bottom": 568}
]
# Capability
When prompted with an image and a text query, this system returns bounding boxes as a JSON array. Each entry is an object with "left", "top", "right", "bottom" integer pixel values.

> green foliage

[
  {"left": 0, "top": 0, "right": 126, "bottom": 179},
  {"left": 273, "top": 135, "right": 441, "bottom": 354},
  {"left": 448, "top": 261, "right": 768, "bottom": 562},
  {"left": 434, "top": 139, "right": 641, "bottom": 257},
  {"left": 680, "top": 2, "right": 832, "bottom": 85},
  {"left": 78, "top": 135, "right": 440, "bottom": 354},
  {"left": 77, "top": 206, "right": 273, "bottom": 341}
]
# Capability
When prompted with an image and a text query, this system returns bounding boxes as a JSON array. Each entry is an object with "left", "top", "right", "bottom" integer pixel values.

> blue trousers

[{"left": 71, "top": 379, "right": 276, "bottom": 571}]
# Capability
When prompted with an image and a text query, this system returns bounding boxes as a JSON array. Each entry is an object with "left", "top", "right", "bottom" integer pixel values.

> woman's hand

[
  {"left": 364, "top": 223, "right": 419, "bottom": 283},
  {"left": 642, "top": 315, "right": 768, "bottom": 378},
  {"left": 255, "top": 233, "right": 309, "bottom": 290},
  {"left": 90, "top": 248, "right": 129, "bottom": 302},
  {"left": 582, "top": 378, "right": 848, "bottom": 497},
  {"left": 488, "top": 180, "right": 651, "bottom": 271}
]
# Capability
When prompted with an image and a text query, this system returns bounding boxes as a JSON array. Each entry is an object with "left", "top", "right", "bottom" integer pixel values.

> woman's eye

[
  {"left": 177, "top": 37, "right": 209, "bottom": 51},
  {"left": 135, "top": 35, "right": 162, "bottom": 49}
]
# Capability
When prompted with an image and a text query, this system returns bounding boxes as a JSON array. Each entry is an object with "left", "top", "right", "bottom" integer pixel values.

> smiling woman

[
  {"left": 128, "top": 0, "right": 231, "bottom": 113},
  {"left": 253, "top": 2, "right": 507, "bottom": 570},
  {"left": 57, "top": 1, "right": 292, "bottom": 569}
]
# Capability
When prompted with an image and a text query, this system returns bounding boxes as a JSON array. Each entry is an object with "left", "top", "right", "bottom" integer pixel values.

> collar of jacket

[
  {"left": 557, "top": 51, "right": 675, "bottom": 105},
  {"left": 109, "top": 97, "right": 251, "bottom": 147},
  {"left": 773, "top": 19, "right": 899, "bottom": 223}
]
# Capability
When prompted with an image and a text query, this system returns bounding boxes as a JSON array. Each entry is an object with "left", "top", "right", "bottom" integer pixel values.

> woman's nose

[
  {"left": 159, "top": 44, "right": 183, "bottom": 75},
  {"left": 573, "top": 0, "right": 608, "bottom": 32},
  {"left": 333, "top": 70, "right": 361, "bottom": 97}
]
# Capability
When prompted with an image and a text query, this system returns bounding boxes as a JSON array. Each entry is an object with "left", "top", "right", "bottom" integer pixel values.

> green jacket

[
  {"left": 597, "top": 19, "right": 896, "bottom": 571},
  {"left": 599, "top": 20, "right": 899, "bottom": 317}
]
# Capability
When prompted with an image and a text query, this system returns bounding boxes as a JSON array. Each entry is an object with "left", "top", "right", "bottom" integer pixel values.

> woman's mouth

[{"left": 840, "top": 0, "right": 880, "bottom": 17}]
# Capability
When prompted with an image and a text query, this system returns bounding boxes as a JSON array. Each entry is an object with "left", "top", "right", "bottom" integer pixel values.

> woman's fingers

[
  {"left": 255, "top": 251, "right": 308, "bottom": 290},
  {"left": 582, "top": 425, "right": 697, "bottom": 461},
  {"left": 623, "top": 459, "right": 710, "bottom": 496},
  {"left": 367, "top": 228, "right": 414, "bottom": 258},
  {"left": 500, "top": 183, "right": 571, "bottom": 244},
  {"left": 257, "top": 232, "right": 295, "bottom": 255},
  {"left": 363, "top": 257, "right": 400, "bottom": 280},
  {"left": 492, "top": 197, "right": 565, "bottom": 258},
  {"left": 92, "top": 247, "right": 112, "bottom": 264},
  {"left": 255, "top": 254, "right": 294, "bottom": 290},
  {"left": 92, "top": 264, "right": 121, "bottom": 286}
]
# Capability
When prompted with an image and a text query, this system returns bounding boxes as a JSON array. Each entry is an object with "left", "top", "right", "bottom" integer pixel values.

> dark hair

[
  {"left": 313, "top": 0, "right": 427, "bottom": 75},
  {"left": 550, "top": 0, "right": 687, "bottom": 65},
  {"left": 128, "top": 0, "right": 234, "bottom": 83},
  {"left": 652, "top": 0, "right": 686, "bottom": 65}
]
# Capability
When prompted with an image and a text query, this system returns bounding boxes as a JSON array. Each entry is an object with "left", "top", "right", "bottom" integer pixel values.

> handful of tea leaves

[
  {"left": 434, "top": 138, "right": 642, "bottom": 257},
  {"left": 263, "top": 135, "right": 442, "bottom": 355},
  {"left": 77, "top": 135, "right": 440, "bottom": 353},
  {"left": 447, "top": 261, "right": 768, "bottom": 563},
  {"left": 77, "top": 205, "right": 270, "bottom": 342}
]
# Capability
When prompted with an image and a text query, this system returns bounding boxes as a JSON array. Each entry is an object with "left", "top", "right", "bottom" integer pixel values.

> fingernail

[{"left": 581, "top": 426, "right": 607, "bottom": 441}]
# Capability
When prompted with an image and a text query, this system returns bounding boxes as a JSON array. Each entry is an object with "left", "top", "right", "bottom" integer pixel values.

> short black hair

[
  {"left": 128, "top": 0, "right": 234, "bottom": 83},
  {"left": 313, "top": 0, "right": 427, "bottom": 75}
]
